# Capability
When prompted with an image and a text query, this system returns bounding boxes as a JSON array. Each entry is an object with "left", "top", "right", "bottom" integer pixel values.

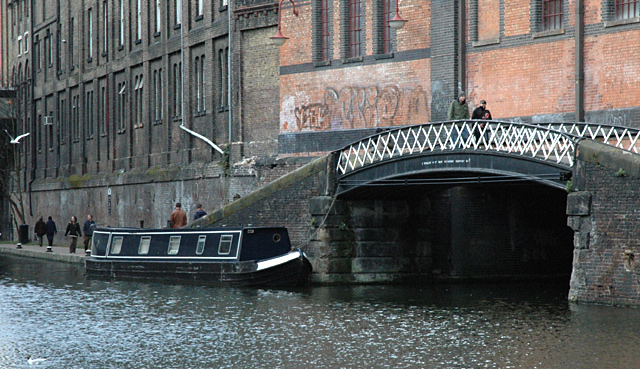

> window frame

[
  {"left": 542, "top": 0, "right": 563, "bottom": 31},
  {"left": 168, "top": 236, "right": 181, "bottom": 255},
  {"left": 218, "top": 234, "right": 233, "bottom": 255},
  {"left": 138, "top": 236, "right": 151, "bottom": 254},
  {"left": 111, "top": 236, "right": 124, "bottom": 254},
  {"left": 615, "top": 0, "right": 640, "bottom": 19}
]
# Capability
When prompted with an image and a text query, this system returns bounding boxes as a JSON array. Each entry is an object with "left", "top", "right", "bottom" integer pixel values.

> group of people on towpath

[{"left": 34, "top": 214, "right": 95, "bottom": 253}]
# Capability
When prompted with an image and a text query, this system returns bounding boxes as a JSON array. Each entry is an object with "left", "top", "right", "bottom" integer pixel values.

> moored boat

[{"left": 86, "top": 226, "right": 312, "bottom": 287}]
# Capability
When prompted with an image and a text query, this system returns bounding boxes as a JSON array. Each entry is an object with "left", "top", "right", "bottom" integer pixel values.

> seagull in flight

[
  {"left": 4, "top": 129, "right": 30, "bottom": 144},
  {"left": 27, "top": 356, "right": 47, "bottom": 365}
]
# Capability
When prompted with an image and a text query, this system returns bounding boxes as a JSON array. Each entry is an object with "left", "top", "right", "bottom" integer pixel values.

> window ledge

[
  {"left": 174, "top": 23, "right": 182, "bottom": 30},
  {"left": 195, "top": 14, "right": 203, "bottom": 22},
  {"left": 219, "top": 5, "right": 228, "bottom": 12},
  {"left": 118, "top": 45, "right": 124, "bottom": 51},
  {"left": 314, "top": 60, "right": 331, "bottom": 67},
  {"left": 134, "top": 39, "right": 142, "bottom": 45},
  {"left": 532, "top": 28, "right": 565, "bottom": 39},
  {"left": 154, "top": 31, "right": 161, "bottom": 38},
  {"left": 374, "top": 53, "right": 394, "bottom": 60},
  {"left": 604, "top": 17, "right": 640, "bottom": 28},
  {"left": 472, "top": 37, "right": 500, "bottom": 47},
  {"left": 101, "top": 51, "right": 108, "bottom": 57},
  {"left": 86, "top": 57, "right": 93, "bottom": 63},
  {"left": 342, "top": 56, "right": 363, "bottom": 64}
]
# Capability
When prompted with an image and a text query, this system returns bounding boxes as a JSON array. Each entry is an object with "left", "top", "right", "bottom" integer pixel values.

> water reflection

[{"left": 1, "top": 256, "right": 640, "bottom": 368}]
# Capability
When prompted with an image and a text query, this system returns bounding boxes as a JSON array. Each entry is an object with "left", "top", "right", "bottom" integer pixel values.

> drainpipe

[
  {"left": 177, "top": 0, "right": 224, "bottom": 155},
  {"left": 575, "top": 0, "right": 584, "bottom": 122},
  {"left": 28, "top": 0, "right": 35, "bottom": 217},
  {"left": 457, "top": 0, "right": 466, "bottom": 94}
]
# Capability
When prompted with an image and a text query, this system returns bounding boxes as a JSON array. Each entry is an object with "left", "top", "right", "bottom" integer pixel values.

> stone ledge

[{"left": 576, "top": 140, "right": 640, "bottom": 179}]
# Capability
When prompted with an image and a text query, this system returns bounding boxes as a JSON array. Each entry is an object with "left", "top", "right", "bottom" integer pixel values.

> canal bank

[{"left": 0, "top": 243, "right": 86, "bottom": 265}]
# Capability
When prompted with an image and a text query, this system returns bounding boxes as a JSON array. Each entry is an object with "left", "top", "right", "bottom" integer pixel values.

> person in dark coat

[
  {"left": 83, "top": 214, "right": 96, "bottom": 252},
  {"left": 34, "top": 217, "right": 47, "bottom": 247},
  {"left": 471, "top": 100, "right": 492, "bottom": 143},
  {"left": 45, "top": 216, "right": 57, "bottom": 247},
  {"left": 447, "top": 93, "right": 471, "bottom": 147},
  {"left": 64, "top": 216, "right": 82, "bottom": 253},
  {"left": 193, "top": 204, "right": 207, "bottom": 221}
]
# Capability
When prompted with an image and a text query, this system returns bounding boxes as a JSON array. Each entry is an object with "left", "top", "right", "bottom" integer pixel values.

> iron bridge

[{"left": 335, "top": 121, "right": 640, "bottom": 195}]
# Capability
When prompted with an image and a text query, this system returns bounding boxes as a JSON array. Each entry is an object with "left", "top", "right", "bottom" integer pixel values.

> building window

[
  {"left": 47, "top": 112, "right": 54, "bottom": 150},
  {"left": 382, "top": 0, "right": 392, "bottom": 54},
  {"left": 173, "top": 63, "right": 182, "bottom": 118},
  {"left": 616, "top": 0, "right": 640, "bottom": 19},
  {"left": 218, "top": 48, "right": 228, "bottom": 109},
  {"left": 60, "top": 98, "right": 67, "bottom": 143},
  {"left": 103, "top": 1, "right": 108, "bottom": 53},
  {"left": 195, "top": 57, "right": 201, "bottom": 112},
  {"left": 85, "top": 90, "right": 94, "bottom": 139},
  {"left": 176, "top": 0, "right": 182, "bottom": 26},
  {"left": 194, "top": 56, "right": 205, "bottom": 113},
  {"left": 542, "top": 0, "right": 562, "bottom": 31},
  {"left": 313, "top": 0, "right": 331, "bottom": 63},
  {"left": 153, "top": 68, "right": 164, "bottom": 122},
  {"left": 201, "top": 56, "right": 206, "bottom": 112},
  {"left": 134, "top": 75, "right": 143, "bottom": 128},
  {"left": 24, "top": 32, "right": 29, "bottom": 53},
  {"left": 17, "top": 35, "right": 22, "bottom": 56},
  {"left": 100, "top": 86, "right": 107, "bottom": 135},
  {"left": 349, "top": 0, "right": 363, "bottom": 58},
  {"left": 197, "top": 0, "right": 203, "bottom": 16},
  {"left": 37, "top": 114, "right": 42, "bottom": 152},
  {"left": 155, "top": 0, "right": 161, "bottom": 33},
  {"left": 72, "top": 95, "right": 80, "bottom": 142},
  {"left": 118, "top": 82, "right": 127, "bottom": 132},
  {"left": 136, "top": 0, "right": 142, "bottom": 41},
  {"left": 88, "top": 8, "right": 93, "bottom": 59},
  {"left": 69, "top": 18, "right": 75, "bottom": 69},
  {"left": 119, "top": 0, "right": 125, "bottom": 47}
]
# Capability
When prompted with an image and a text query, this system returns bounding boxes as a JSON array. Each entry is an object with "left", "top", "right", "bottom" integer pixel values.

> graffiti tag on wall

[{"left": 292, "top": 85, "right": 430, "bottom": 132}]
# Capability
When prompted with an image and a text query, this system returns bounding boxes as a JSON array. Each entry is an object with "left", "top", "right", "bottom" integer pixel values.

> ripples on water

[{"left": 1, "top": 256, "right": 640, "bottom": 368}]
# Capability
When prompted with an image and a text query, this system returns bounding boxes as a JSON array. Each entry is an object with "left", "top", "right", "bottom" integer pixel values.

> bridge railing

[
  {"left": 532, "top": 122, "right": 640, "bottom": 153},
  {"left": 336, "top": 120, "right": 581, "bottom": 176}
]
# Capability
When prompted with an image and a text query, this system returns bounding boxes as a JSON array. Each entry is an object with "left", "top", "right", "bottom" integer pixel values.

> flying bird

[
  {"left": 4, "top": 129, "right": 30, "bottom": 144},
  {"left": 27, "top": 356, "right": 47, "bottom": 365}
]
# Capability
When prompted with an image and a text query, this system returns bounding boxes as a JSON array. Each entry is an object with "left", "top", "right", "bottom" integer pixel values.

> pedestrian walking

[
  {"left": 447, "top": 93, "right": 470, "bottom": 147},
  {"left": 83, "top": 214, "right": 96, "bottom": 252},
  {"left": 170, "top": 203, "right": 187, "bottom": 228},
  {"left": 193, "top": 204, "right": 207, "bottom": 221},
  {"left": 45, "top": 216, "right": 57, "bottom": 247},
  {"left": 64, "top": 216, "right": 82, "bottom": 253},
  {"left": 34, "top": 217, "right": 46, "bottom": 247}
]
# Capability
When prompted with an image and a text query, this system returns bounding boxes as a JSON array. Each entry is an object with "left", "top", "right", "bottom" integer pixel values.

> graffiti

[
  {"left": 604, "top": 113, "right": 629, "bottom": 127},
  {"left": 430, "top": 81, "right": 451, "bottom": 119},
  {"left": 294, "top": 103, "right": 330, "bottom": 131},
  {"left": 323, "top": 86, "right": 401, "bottom": 129},
  {"left": 407, "top": 86, "right": 429, "bottom": 122}
]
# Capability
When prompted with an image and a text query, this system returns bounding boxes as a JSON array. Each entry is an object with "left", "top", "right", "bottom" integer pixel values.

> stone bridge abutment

[{"left": 190, "top": 136, "right": 640, "bottom": 305}]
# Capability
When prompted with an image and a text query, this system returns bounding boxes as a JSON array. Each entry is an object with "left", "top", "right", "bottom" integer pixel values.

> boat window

[
  {"left": 138, "top": 236, "right": 151, "bottom": 255},
  {"left": 111, "top": 236, "right": 123, "bottom": 255},
  {"left": 168, "top": 236, "right": 181, "bottom": 255},
  {"left": 218, "top": 235, "right": 233, "bottom": 255},
  {"left": 196, "top": 235, "right": 206, "bottom": 255}
]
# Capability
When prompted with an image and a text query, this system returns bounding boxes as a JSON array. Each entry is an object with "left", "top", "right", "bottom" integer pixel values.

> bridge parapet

[
  {"left": 337, "top": 121, "right": 581, "bottom": 176},
  {"left": 534, "top": 122, "right": 640, "bottom": 153}
]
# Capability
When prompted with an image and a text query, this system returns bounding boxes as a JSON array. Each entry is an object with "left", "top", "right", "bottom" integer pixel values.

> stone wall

[{"left": 568, "top": 140, "right": 640, "bottom": 305}]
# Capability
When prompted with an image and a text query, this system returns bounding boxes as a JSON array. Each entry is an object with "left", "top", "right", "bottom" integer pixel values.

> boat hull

[{"left": 85, "top": 250, "right": 312, "bottom": 288}]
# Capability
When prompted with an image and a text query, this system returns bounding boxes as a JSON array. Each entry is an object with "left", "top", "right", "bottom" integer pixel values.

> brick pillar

[{"left": 430, "top": 0, "right": 461, "bottom": 121}]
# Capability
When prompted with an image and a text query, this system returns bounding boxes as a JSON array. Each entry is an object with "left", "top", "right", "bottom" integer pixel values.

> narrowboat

[{"left": 86, "top": 226, "right": 312, "bottom": 287}]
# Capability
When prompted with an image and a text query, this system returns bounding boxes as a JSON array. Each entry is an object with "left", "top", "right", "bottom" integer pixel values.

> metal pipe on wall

[
  {"left": 575, "top": 0, "right": 585, "bottom": 122},
  {"left": 457, "top": 0, "right": 466, "bottom": 95}
]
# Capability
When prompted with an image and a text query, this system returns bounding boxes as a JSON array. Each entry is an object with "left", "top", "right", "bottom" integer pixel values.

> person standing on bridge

[
  {"left": 447, "top": 93, "right": 470, "bottom": 148},
  {"left": 193, "top": 204, "right": 207, "bottom": 221},
  {"left": 472, "top": 99, "right": 492, "bottom": 144}
]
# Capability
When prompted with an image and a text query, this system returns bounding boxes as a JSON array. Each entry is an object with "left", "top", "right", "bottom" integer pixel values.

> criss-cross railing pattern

[
  {"left": 533, "top": 122, "right": 640, "bottom": 154},
  {"left": 337, "top": 121, "right": 582, "bottom": 176}
]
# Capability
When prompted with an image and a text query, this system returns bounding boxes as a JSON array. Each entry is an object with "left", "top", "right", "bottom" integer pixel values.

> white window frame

[
  {"left": 168, "top": 236, "right": 181, "bottom": 255},
  {"left": 138, "top": 236, "right": 151, "bottom": 255},
  {"left": 136, "top": 0, "right": 142, "bottom": 40},
  {"left": 155, "top": 0, "right": 161, "bottom": 33},
  {"left": 111, "top": 236, "right": 124, "bottom": 254},
  {"left": 24, "top": 32, "right": 29, "bottom": 53},
  {"left": 103, "top": 1, "right": 108, "bottom": 52},
  {"left": 176, "top": 0, "right": 182, "bottom": 25},
  {"left": 119, "top": 0, "right": 125, "bottom": 46}
]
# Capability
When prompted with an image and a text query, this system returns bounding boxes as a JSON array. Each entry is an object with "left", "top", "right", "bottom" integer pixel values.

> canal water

[{"left": 1, "top": 257, "right": 640, "bottom": 369}]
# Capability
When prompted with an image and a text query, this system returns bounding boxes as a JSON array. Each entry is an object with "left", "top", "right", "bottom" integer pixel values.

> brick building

[
  {"left": 278, "top": 0, "right": 640, "bottom": 154},
  {"left": 0, "top": 0, "right": 639, "bottom": 237}
]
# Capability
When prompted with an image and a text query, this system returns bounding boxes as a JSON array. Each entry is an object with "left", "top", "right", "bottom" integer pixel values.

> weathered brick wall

[
  {"left": 568, "top": 162, "right": 640, "bottom": 305},
  {"left": 568, "top": 140, "right": 640, "bottom": 305}
]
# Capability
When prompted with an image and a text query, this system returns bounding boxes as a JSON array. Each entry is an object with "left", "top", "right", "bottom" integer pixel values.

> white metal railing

[
  {"left": 336, "top": 121, "right": 582, "bottom": 176},
  {"left": 533, "top": 122, "right": 640, "bottom": 154}
]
